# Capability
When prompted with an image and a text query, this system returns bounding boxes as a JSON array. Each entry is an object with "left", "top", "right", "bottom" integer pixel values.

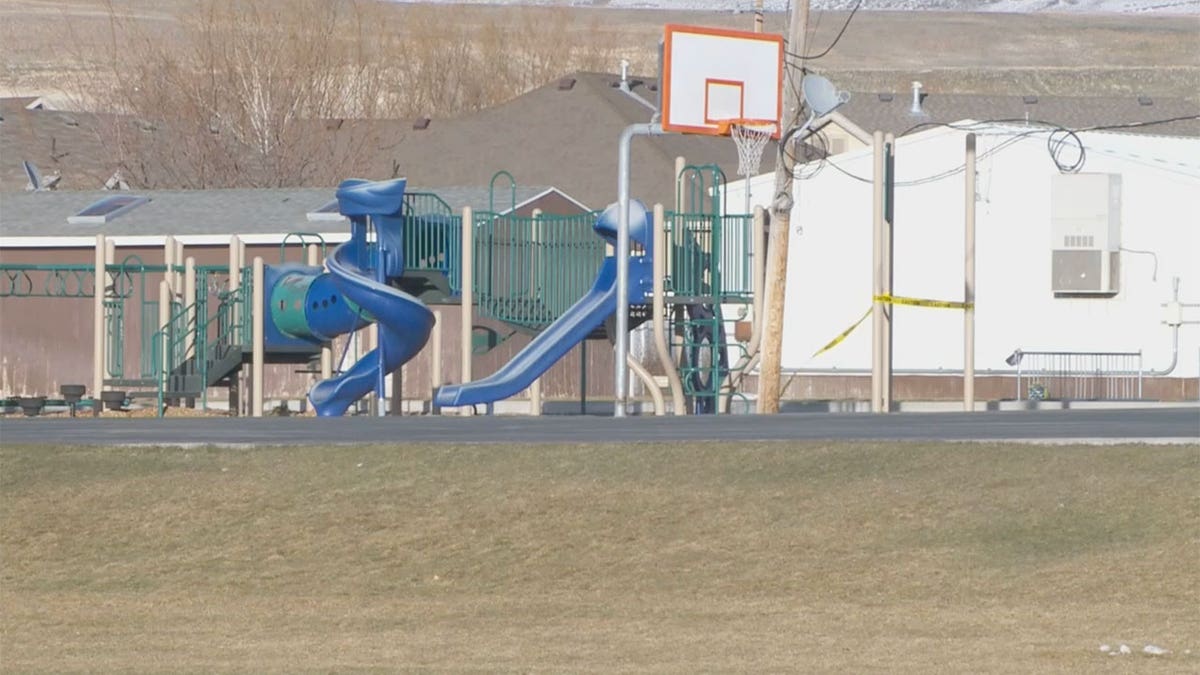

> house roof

[
  {"left": 832, "top": 90, "right": 1200, "bottom": 139},
  {"left": 4, "top": 76, "right": 1194, "bottom": 208},
  {"left": 0, "top": 185, "right": 571, "bottom": 239},
  {"left": 0, "top": 73, "right": 756, "bottom": 208}
]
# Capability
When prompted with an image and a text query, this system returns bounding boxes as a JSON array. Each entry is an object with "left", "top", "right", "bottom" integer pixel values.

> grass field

[{"left": 2, "top": 441, "right": 1197, "bottom": 672}]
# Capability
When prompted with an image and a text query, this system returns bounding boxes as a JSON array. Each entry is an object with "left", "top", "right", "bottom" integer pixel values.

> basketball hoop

[{"left": 718, "top": 118, "right": 778, "bottom": 179}]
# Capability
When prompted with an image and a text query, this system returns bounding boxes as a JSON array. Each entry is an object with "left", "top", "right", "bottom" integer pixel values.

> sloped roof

[
  {"left": 358, "top": 72, "right": 750, "bottom": 209},
  {"left": 0, "top": 185, "right": 566, "bottom": 238},
  {"left": 834, "top": 90, "right": 1199, "bottom": 138}
]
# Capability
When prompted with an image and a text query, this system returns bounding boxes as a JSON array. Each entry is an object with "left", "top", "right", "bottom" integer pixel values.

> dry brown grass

[{"left": 2, "top": 440, "right": 1197, "bottom": 672}]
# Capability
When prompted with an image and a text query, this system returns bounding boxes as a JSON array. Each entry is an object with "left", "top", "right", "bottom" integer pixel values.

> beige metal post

[
  {"left": 175, "top": 239, "right": 184, "bottom": 294},
  {"left": 228, "top": 235, "right": 241, "bottom": 343},
  {"left": 964, "top": 133, "right": 977, "bottom": 411},
  {"left": 651, "top": 204, "right": 686, "bottom": 414},
  {"left": 164, "top": 236, "right": 176, "bottom": 294},
  {"left": 673, "top": 156, "right": 686, "bottom": 212},
  {"left": 757, "top": 0, "right": 811, "bottom": 414},
  {"left": 184, "top": 257, "right": 196, "bottom": 360},
  {"left": 431, "top": 309, "right": 443, "bottom": 414},
  {"left": 871, "top": 131, "right": 885, "bottom": 412},
  {"left": 882, "top": 133, "right": 895, "bottom": 412},
  {"left": 104, "top": 238, "right": 114, "bottom": 383},
  {"left": 460, "top": 206, "right": 473, "bottom": 414},
  {"left": 529, "top": 378, "right": 542, "bottom": 416},
  {"left": 251, "top": 256, "right": 265, "bottom": 417},
  {"left": 753, "top": 0, "right": 764, "bottom": 32},
  {"left": 93, "top": 234, "right": 106, "bottom": 397},
  {"left": 628, "top": 354, "right": 665, "bottom": 416},
  {"left": 158, "top": 279, "right": 170, "bottom": 395}
]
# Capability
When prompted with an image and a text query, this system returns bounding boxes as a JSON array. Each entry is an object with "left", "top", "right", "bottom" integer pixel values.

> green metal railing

[
  {"left": 403, "top": 192, "right": 462, "bottom": 291},
  {"left": 472, "top": 210, "right": 605, "bottom": 330},
  {"left": 664, "top": 211, "right": 753, "bottom": 301},
  {"left": 280, "top": 233, "right": 327, "bottom": 264},
  {"left": 0, "top": 264, "right": 95, "bottom": 297}
]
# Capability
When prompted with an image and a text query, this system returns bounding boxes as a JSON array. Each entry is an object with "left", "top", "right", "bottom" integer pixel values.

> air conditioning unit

[{"left": 1050, "top": 173, "right": 1121, "bottom": 296}]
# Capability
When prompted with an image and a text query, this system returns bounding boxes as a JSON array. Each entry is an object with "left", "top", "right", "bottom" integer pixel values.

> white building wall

[{"left": 726, "top": 125, "right": 1200, "bottom": 379}]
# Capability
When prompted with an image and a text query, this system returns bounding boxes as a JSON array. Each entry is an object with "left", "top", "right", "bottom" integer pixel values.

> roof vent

[
  {"left": 1137, "top": 95, "right": 1153, "bottom": 106},
  {"left": 412, "top": 117, "right": 431, "bottom": 130},
  {"left": 22, "top": 160, "right": 59, "bottom": 191},
  {"left": 647, "top": 81, "right": 658, "bottom": 92},
  {"left": 877, "top": 92, "right": 894, "bottom": 102},
  {"left": 325, "top": 118, "right": 344, "bottom": 131},
  {"left": 908, "top": 81, "right": 928, "bottom": 118},
  {"left": 1023, "top": 95, "right": 1038, "bottom": 104},
  {"left": 558, "top": 77, "right": 576, "bottom": 91},
  {"left": 57, "top": 113, "right": 79, "bottom": 127}
]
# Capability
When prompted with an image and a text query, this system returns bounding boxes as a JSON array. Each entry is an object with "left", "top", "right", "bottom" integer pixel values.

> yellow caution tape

[
  {"left": 812, "top": 295, "right": 974, "bottom": 358},
  {"left": 873, "top": 294, "right": 974, "bottom": 310},
  {"left": 812, "top": 306, "right": 873, "bottom": 357}
]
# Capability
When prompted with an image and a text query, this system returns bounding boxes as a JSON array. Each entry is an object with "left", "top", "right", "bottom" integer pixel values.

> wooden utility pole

[{"left": 756, "top": 0, "right": 810, "bottom": 413}]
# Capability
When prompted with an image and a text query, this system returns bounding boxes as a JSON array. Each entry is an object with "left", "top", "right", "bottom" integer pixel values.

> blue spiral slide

[
  {"left": 434, "top": 200, "right": 654, "bottom": 409},
  {"left": 283, "top": 178, "right": 435, "bottom": 416}
]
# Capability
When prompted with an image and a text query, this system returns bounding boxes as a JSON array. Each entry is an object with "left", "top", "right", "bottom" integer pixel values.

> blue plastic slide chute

[
  {"left": 308, "top": 178, "right": 435, "bottom": 416},
  {"left": 434, "top": 200, "right": 654, "bottom": 409}
]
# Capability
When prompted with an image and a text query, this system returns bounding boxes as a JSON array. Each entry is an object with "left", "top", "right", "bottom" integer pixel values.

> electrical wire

[
  {"left": 807, "top": 114, "right": 1200, "bottom": 186},
  {"left": 783, "top": 0, "right": 862, "bottom": 62}
]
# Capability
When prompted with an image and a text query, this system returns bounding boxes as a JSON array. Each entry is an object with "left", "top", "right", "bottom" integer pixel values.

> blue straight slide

[
  {"left": 309, "top": 181, "right": 435, "bottom": 417},
  {"left": 435, "top": 200, "right": 653, "bottom": 409}
]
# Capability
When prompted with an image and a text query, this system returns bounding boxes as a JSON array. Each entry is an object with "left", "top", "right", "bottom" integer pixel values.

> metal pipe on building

[
  {"left": 964, "top": 133, "right": 977, "bottom": 410},
  {"left": 616, "top": 122, "right": 665, "bottom": 417}
]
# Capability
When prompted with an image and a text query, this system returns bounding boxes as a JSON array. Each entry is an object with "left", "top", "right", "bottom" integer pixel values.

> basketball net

[{"left": 720, "top": 119, "right": 777, "bottom": 179}]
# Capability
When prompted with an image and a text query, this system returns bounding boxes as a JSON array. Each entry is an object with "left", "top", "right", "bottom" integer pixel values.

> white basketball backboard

[{"left": 661, "top": 24, "right": 784, "bottom": 138}]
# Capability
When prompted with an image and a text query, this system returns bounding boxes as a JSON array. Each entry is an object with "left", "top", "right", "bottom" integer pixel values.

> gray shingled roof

[
  {"left": 3, "top": 74, "right": 1194, "bottom": 209},
  {"left": 833, "top": 90, "right": 1199, "bottom": 138},
  {"left": 0, "top": 185, "right": 563, "bottom": 238}
]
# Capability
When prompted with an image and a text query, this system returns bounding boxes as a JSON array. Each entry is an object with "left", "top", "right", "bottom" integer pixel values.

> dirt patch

[{"left": 2, "top": 440, "right": 1197, "bottom": 672}]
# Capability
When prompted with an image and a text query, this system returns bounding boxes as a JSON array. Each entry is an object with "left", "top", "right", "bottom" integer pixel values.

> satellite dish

[
  {"left": 801, "top": 74, "right": 850, "bottom": 117},
  {"left": 22, "top": 160, "right": 42, "bottom": 191}
]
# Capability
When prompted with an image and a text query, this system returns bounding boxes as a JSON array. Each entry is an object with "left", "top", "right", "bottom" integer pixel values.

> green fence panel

[{"left": 472, "top": 210, "right": 605, "bottom": 330}]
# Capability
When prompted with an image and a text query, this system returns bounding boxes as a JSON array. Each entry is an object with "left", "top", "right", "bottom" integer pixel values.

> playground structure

[{"left": 0, "top": 167, "right": 764, "bottom": 417}]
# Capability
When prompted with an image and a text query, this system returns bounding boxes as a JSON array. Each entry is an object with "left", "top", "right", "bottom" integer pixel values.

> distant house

[{"left": 2, "top": 71, "right": 754, "bottom": 209}]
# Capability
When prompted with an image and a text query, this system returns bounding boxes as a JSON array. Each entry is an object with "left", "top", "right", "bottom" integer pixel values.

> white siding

[{"left": 726, "top": 125, "right": 1200, "bottom": 378}]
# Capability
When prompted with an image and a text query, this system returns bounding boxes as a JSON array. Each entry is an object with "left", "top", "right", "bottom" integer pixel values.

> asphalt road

[{"left": 1, "top": 408, "right": 1197, "bottom": 446}]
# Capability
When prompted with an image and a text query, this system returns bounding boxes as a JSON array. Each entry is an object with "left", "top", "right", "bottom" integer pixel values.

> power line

[{"left": 784, "top": 0, "right": 861, "bottom": 61}]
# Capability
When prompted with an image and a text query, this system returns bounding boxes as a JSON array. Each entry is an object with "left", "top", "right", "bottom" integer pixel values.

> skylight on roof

[
  {"left": 67, "top": 195, "right": 149, "bottom": 225},
  {"left": 306, "top": 199, "right": 346, "bottom": 222}
]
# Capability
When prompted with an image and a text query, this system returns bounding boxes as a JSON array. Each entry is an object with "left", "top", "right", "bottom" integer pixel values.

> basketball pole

[{"left": 757, "top": 0, "right": 810, "bottom": 414}]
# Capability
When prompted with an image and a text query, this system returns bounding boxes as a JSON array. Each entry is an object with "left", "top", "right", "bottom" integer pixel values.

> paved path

[{"left": 2, "top": 408, "right": 1197, "bottom": 446}]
